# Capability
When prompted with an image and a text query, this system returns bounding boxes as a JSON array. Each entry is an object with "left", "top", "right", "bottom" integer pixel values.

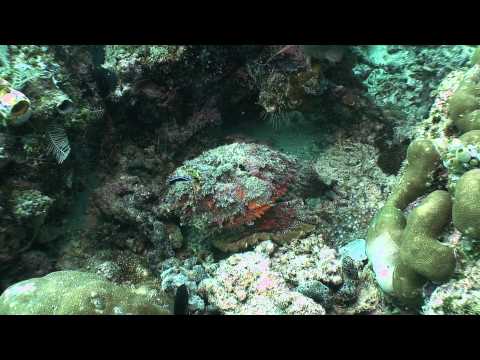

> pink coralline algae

[
  {"left": 197, "top": 248, "right": 326, "bottom": 315},
  {"left": 256, "top": 273, "right": 276, "bottom": 293}
]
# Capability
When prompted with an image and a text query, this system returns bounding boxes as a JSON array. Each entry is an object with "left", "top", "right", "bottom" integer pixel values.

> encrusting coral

[{"left": 0, "top": 270, "right": 171, "bottom": 315}]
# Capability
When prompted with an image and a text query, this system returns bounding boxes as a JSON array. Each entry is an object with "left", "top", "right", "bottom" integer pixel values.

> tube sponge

[
  {"left": 0, "top": 78, "right": 31, "bottom": 126},
  {"left": 452, "top": 168, "right": 480, "bottom": 238},
  {"left": 399, "top": 190, "right": 455, "bottom": 282}
]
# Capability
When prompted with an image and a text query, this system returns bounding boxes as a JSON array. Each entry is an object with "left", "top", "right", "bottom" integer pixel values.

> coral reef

[{"left": 4, "top": 45, "right": 479, "bottom": 315}]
